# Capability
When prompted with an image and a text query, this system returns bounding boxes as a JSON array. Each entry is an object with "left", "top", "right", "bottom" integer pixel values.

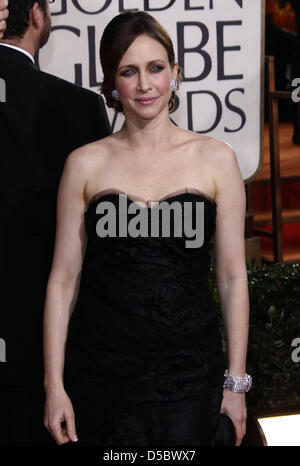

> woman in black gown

[{"left": 43, "top": 11, "right": 251, "bottom": 447}]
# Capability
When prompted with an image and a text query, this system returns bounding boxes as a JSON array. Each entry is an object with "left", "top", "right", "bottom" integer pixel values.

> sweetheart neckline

[{"left": 86, "top": 187, "right": 217, "bottom": 213}]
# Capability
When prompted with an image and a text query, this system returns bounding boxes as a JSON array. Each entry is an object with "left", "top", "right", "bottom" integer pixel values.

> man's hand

[{"left": 0, "top": 0, "right": 9, "bottom": 40}]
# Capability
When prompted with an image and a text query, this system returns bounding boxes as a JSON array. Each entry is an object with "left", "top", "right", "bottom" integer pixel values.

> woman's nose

[{"left": 137, "top": 71, "right": 152, "bottom": 92}]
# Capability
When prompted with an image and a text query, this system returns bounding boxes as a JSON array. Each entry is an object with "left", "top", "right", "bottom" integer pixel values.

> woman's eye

[
  {"left": 122, "top": 69, "right": 135, "bottom": 77},
  {"left": 151, "top": 65, "right": 164, "bottom": 72}
]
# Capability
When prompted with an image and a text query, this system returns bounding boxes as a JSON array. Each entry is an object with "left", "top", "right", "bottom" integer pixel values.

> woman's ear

[{"left": 172, "top": 61, "right": 179, "bottom": 80}]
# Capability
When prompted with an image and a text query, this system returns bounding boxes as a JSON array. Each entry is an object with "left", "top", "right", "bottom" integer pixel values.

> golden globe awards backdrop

[{"left": 38, "top": 0, "right": 265, "bottom": 182}]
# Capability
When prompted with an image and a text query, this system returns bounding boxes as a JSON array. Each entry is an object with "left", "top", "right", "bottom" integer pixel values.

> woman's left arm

[{"left": 212, "top": 144, "right": 249, "bottom": 446}]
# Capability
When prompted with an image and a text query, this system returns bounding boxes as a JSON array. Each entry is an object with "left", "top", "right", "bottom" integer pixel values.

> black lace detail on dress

[
  {"left": 144, "top": 280, "right": 211, "bottom": 333},
  {"left": 89, "top": 411, "right": 148, "bottom": 446},
  {"left": 151, "top": 348, "right": 222, "bottom": 402}
]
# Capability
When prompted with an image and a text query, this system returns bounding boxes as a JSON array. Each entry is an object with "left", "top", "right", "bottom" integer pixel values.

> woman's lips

[{"left": 136, "top": 97, "right": 158, "bottom": 105}]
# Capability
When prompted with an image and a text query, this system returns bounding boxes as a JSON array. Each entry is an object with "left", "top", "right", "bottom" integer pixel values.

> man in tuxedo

[
  {"left": 0, "top": 0, "right": 111, "bottom": 445},
  {"left": 0, "top": 0, "right": 8, "bottom": 39}
]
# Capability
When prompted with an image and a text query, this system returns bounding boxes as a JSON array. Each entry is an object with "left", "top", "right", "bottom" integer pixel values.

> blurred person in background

[
  {"left": 0, "top": 0, "right": 8, "bottom": 39},
  {"left": 265, "top": 0, "right": 300, "bottom": 143},
  {"left": 0, "top": 0, "right": 111, "bottom": 446},
  {"left": 278, "top": 0, "right": 300, "bottom": 143}
]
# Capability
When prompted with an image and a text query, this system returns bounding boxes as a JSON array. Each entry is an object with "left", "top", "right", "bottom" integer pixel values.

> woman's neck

[{"left": 120, "top": 109, "right": 178, "bottom": 154}]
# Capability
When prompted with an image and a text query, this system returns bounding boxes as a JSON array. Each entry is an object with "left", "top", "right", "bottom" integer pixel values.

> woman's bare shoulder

[
  {"left": 203, "top": 137, "right": 237, "bottom": 171},
  {"left": 197, "top": 136, "right": 244, "bottom": 201},
  {"left": 191, "top": 132, "right": 235, "bottom": 161},
  {"left": 64, "top": 134, "right": 116, "bottom": 173},
  {"left": 177, "top": 128, "right": 236, "bottom": 163},
  {"left": 196, "top": 135, "right": 241, "bottom": 186}
]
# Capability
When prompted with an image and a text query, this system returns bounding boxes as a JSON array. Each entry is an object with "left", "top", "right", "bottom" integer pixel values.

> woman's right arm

[{"left": 43, "top": 148, "right": 89, "bottom": 445}]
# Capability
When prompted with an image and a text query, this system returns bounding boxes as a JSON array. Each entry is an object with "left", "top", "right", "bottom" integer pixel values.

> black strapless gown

[{"left": 64, "top": 187, "right": 225, "bottom": 446}]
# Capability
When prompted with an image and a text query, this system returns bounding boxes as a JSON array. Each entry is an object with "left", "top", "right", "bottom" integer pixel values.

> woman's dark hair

[
  {"left": 100, "top": 11, "right": 182, "bottom": 114},
  {"left": 3, "top": 0, "right": 48, "bottom": 39}
]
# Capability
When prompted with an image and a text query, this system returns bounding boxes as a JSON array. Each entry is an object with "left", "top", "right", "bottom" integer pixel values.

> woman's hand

[
  {"left": 0, "top": 0, "right": 9, "bottom": 39},
  {"left": 44, "top": 387, "right": 79, "bottom": 445},
  {"left": 220, "top": 389, "right": 247, "bottom": 446}
]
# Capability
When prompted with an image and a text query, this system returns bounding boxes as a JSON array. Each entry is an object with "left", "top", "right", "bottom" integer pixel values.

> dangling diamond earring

[
  {"left": 171, "top": 79, "right": 178, "bottom": 92},
  {"left": 111, "top": 89, "right": 120, "bottom": 101}
]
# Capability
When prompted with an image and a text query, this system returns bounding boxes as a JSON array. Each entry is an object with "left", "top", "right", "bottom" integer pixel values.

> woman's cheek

[
  {"left": 116, "top": 78, "right": 134, "bottom": 98},
  {"left": 158, "top": 73, "right": 172, "bottom": 93}
]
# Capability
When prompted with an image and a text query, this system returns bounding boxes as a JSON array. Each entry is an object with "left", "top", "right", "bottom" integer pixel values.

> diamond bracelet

[{"left": 223, "top": 369, "right": 252, "bottom": 393}]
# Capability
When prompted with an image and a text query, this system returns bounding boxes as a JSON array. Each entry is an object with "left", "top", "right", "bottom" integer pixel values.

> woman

[{"left": 43, "top": 11, "right": 250, "bottom": 447}]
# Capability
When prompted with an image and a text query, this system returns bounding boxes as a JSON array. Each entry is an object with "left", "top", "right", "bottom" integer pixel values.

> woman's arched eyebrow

[{"left": 118, "top": 59, "right": 167, "bottom": 71}]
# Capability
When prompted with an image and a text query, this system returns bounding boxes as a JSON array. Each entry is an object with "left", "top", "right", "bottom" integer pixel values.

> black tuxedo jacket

[{"left": 0, "top": 45, "right": 111, "bottom": 386}]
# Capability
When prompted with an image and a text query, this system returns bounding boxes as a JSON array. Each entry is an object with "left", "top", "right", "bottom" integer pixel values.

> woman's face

[{"left": 114, "top": 34, "right": 178, "bottom": 120}]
